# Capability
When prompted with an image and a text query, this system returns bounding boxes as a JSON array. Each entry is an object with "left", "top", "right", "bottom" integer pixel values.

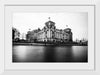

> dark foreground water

[{"left": 13, "top": 45, "right": 88, "bottom": 62}]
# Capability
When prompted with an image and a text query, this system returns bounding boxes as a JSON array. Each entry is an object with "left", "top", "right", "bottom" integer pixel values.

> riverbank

[{"left": 13, "top": 42, "right": 87, "bottom": 46}]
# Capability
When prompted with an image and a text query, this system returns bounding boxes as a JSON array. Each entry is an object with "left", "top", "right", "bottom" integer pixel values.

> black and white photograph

[
  {"left": 12, "top": 12, "right": 88, "bottom": 62},
  {"left": 0, "top": 0, "right": 98, "bottom": 73}
]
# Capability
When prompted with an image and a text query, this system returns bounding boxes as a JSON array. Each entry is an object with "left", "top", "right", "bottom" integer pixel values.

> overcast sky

[{"left": 13, "top": 13, "right": 88, "bottom": 41}]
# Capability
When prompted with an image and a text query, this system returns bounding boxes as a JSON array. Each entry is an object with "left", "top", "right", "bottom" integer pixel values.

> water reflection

[
  {"left": 72, "top": 46, "right": 88, "bottom": 62},
  {"left": 13, "top": 45, "right": 88, "bottom": 62},
  {"left": 13, "top": 46, "right": 45, "bottom": 62},
  {"left": 55, "top": 46, "right": 73, "bottom": 62}
]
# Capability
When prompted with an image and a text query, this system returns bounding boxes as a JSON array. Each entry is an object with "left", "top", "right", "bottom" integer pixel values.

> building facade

[{"left": 26, "top": 19, "right": 73, "bottom": 43}]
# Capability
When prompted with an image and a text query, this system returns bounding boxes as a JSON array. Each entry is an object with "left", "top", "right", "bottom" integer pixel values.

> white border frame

[
  {"left": 0, "top": 0, "right": 100, "bottom": 75},
  {"left": 4, "top": 5, "right": 94, "bottom": 70}
]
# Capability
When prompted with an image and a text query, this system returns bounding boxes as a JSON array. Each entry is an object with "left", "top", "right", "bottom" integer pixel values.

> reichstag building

[{"left": 26, "top": 18, "right": 73, "bottom": 43}]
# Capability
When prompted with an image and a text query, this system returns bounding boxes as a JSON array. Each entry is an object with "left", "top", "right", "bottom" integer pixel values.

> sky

[{"left": 13, "top": 13, "right": 88, "bottom": 41}]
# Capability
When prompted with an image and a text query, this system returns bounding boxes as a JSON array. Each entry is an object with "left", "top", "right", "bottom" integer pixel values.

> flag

[
  {"left": 48, "top": 17, "right": 51, "bottom": 21},
  {"left": 66, "top": 25, "right": 68, "bottom": 27}
]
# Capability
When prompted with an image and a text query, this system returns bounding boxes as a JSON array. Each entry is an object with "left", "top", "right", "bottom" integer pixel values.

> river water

[{"left": 13, "top": 45, "right": 88, "bottom": 62}]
